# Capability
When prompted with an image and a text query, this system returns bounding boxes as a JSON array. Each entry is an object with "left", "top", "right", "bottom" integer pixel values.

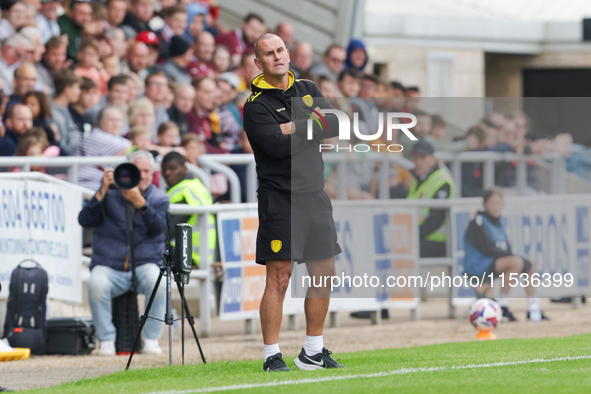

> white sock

[
  {"left": 497, "top": 297, "right": 508, "bottom": 308},
  {"left": 528, "top": 298, "right": 540, "bottom": 311},
  {"left": 264, "top": 343, "right": 280, "bottom": 360},
  {"left": 304, "top": 335, "right": 324, "bottom": 356},
  {"left": 100, "top": 340, "right": 114, "bottom": 350}
]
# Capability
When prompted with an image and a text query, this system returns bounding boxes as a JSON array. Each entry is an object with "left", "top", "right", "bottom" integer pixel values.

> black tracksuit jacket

[{"left": 243, "top": 71, "right": 340, "bottom": 193}]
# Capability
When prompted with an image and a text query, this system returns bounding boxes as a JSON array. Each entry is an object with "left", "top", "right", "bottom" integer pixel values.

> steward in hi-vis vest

[
  {"left": 161, "top": 152, "right": 216, "bottom": 267},
  {"left": 407, "top": 140, "right": 456, "bottom": 258}
]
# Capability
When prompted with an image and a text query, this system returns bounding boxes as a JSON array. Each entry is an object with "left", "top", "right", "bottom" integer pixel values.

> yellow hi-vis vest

[
  {"left": 167, "top": 178, "right": 216, "bottom": 267},
  {"left": 407, "top": 167, "right": 456, "bottom": 243}
]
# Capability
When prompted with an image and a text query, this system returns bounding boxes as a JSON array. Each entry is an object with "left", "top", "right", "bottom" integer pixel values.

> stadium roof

[{"left": 367, "top": 0, "right": 591, "bottom": 22}]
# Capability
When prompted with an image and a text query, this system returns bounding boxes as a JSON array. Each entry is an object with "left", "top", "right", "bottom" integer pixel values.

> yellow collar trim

[{"left": 252, "top": 71, "right": 295, "bottom": 91}]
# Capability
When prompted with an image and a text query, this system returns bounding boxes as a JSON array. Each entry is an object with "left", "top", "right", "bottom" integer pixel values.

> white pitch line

[{"left": 143, "top": 355, "right": 591, "bottom": 394}]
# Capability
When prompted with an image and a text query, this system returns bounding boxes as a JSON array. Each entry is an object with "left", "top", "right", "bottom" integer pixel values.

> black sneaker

[
  {"left": 501, "top": 306, "right": 517, "bottom": 322},
  {"left": 262, "top": 353, "right": 291, "bottom": 372},
  {"left": 294, "top": 347, "right": 345, "bottom": 370},
  {"left": 527, "top": 311, "right": 550, "bottom": 321},
  {"left": 0, "top": 386, "right": 14, "bottom": 392},
  {"left": 350, "top": 309, "right": 389, "bottom": 319}
]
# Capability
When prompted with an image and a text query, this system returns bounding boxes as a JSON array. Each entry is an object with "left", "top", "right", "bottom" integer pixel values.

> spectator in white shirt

[
  {"left": 75, "top": 105, "right": 131, "bottom": 190},
  {"left": 36, "top": 0, "right": 61, "bottom": 44}
]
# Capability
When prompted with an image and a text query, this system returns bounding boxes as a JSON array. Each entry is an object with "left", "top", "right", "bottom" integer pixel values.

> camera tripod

[{"left": 126, "top": 214, "right": 206, "bottom": 370}]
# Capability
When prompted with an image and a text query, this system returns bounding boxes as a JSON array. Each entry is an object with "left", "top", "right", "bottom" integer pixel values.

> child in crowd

[
  {"left": 12, "top": 128, "right": 60, "bottom": 172},
  {"left": 157, "top": 121, "right": 180, "bottom": 147},
  {"left": 180, "top": 133, "right": 204, "bottom": 167},
  {"left": 22, "top": 91, "right": 59, "bottom": 146},
  {"left": 102, "top": 54, "right": 121, "bottom": 77},
  {"left": 74, "top": 37, "right": 109, "bottom": 96},
  {"left": 69, "top": 77, "right": 98, "bottom": 138},
  {"left": 463, "top": 187, "right": 549, "bottom": 322}
]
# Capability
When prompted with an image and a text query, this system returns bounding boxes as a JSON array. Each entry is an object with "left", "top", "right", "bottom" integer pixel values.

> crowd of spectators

[{"left": 0, "top": 0, "right": 581, "bottom": 200}]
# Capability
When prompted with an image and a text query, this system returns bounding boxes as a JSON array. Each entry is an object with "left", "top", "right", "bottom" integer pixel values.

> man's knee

[
  {"left": 88, "top": 268, "right": 112, "bottom": 300},
  {"left": 266, "top": 263, "right": 292, "bottom": 295}
]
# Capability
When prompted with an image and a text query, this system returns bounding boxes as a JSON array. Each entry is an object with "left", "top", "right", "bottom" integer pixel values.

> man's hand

[
  {"left": 96, "top": 168, "right": 114, "bottom": 202},
  {"left": 280, "top": 121, "right": 294, "bottom": 135},
  {"left": 122, "top": 187, "right": 146, "bottom": 209}
]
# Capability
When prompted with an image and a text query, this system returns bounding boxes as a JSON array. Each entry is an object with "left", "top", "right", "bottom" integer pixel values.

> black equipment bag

[
  {"left": 3, "top": 261, "right": 48, "bottom": 355},
  {"left": 45, "top": 318, "right": 96, "bottom": 355},
  {"left": 112, "top": 291, "right": 140, "bottom": 354}
]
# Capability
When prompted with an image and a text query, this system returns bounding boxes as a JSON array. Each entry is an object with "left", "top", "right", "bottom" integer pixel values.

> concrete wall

[
  {"left": 368, "top": 46, "right": 485, "bottom": 97},
  {"left": 217, "top": 0, "right": 360, "bottom": 56},
  {"left": 485, "top": 52, "right": 591, "bottom": 98}
]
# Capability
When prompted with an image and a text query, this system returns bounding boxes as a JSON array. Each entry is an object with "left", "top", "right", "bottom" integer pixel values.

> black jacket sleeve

[
  {"left": 465, "top": 216, "right": 513, "bottom": 258},
  {"left": 243, "top": 101, "right": 307, "bottom": 158},
  {"left": 419, "top": 183, "right": 450, "bottom": 239},
  {"left": 292, "top": 83, "right": 340, "bottom": 140}
]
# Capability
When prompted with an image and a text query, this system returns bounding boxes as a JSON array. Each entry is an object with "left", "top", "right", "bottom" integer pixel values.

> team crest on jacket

[
  {"left": 302, "top": 95, "right": 313, "bottom": 107},
  {"left": 271, "top": 240, "right": 282, "bottom": 253}
]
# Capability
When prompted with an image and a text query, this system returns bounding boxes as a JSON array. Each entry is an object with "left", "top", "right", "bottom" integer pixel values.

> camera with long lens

[{"left": 113, "top": 163, "right": 141, "bottom": 190}]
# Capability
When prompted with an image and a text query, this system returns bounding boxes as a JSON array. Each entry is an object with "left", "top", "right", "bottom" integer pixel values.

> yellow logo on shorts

[
  {"left": 271, "top": 240, "right": 282, "bottom": 253},
  {"left": 302, "top": 95, "right": 313, "bottom": 107}
]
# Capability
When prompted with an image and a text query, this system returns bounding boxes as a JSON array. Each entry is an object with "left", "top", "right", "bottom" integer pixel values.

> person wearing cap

[
  {"left": 0, "top": 1, "right": 27, "bottom": 41},
  {"left": 155, "top": 35, "right": 192, "bottom": 85},
  {"left": 58, "top": 0, "right": 93, "bottom": 62},
  {"left": 135, "top": 30, "right": 160, "bottom": 69},
  {"left": 407, "top": 140, "right": 456, "bottom": 258},
  {"left": 36, "top": 0, "right": 60, "bottom": 43},
  {"left": 167, "top": 84, "right": 194, "bottom": 135}
]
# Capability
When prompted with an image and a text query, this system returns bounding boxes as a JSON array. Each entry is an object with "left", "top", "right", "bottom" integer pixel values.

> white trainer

[
  {"left": 142, "top": 338, "right": 162, "bottom": 355},
  {"left": 97, "top": 340, "right": 115, "bottom": 356}
]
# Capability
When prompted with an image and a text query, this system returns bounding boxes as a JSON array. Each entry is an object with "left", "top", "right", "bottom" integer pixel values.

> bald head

[
  {"left": 253, "top": 34, "right": 290, "bottom": 79},
  {"left": 292, "top": 41, "right": 313, "bottom": 72},
  {"left": 14, "top": 63, "right": 37, "bottom": 96},
  {"left": 273, "top": 22, "right": 294, "bottom": 47},
  {"left": 254, "top": 33, "right": 285, "bottom": 59},
  {"left": 194, "top": 31, "right": 215, "bottom": 63},
  {"left": 127, "top": 41, "right": 149, "bottom": 73}
]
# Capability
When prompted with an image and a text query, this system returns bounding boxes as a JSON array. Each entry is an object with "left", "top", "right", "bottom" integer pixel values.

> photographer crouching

[{"left": 78, "top": 150, "right": 169, "bottom": 356}]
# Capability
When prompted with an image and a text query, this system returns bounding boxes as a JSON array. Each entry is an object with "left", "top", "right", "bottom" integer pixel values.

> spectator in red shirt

[
  {"left": 215, "top": 13, "right": 266, "bottom": 68},
  {"left": 187, "top": 30, "right": 214, "bottom": 79}
]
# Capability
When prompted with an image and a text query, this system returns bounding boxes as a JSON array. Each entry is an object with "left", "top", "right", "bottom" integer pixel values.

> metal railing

[{"left": 0, "top": 149, "right": 578, "bottom": 202}]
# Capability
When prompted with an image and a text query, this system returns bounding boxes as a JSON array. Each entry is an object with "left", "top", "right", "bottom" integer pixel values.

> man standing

[
  {"left": 407, "top": 140, "right": 456, "bottom": 258},
  {"left": 243, "top": 33, "right": 343, "bottom": 372},
  {"left": 144, "top": 72, "right": 170, "bottom": 139},
  {"left": 161, "top": 152, "right": 216, "bottom": 267},
  {"left": 79, "top": 150, "right": 168, "bottom": 356}
]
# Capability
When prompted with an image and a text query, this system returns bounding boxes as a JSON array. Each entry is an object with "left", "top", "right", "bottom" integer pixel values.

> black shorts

[
  {"left": 482, "top": 256, "right": 533, "bottom": 283},
  {"left": 256, "top": 187, "right": 342, "bottom": 265}
]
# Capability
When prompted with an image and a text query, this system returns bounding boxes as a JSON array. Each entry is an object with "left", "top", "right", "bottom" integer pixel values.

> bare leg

[
  {"left": 494, "top": 256, "right": 525, "bottom": 296},
  {"left": 260, "top": 260, "right": 293, "bottom": 345},
  {"left": 304, "top": 256, "right": 336, "bottom": 336}
]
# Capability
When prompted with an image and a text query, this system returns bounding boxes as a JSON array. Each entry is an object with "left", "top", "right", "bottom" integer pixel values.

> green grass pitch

[{"left": 32, "top": 334, "right": 591, "bottom": 394}]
